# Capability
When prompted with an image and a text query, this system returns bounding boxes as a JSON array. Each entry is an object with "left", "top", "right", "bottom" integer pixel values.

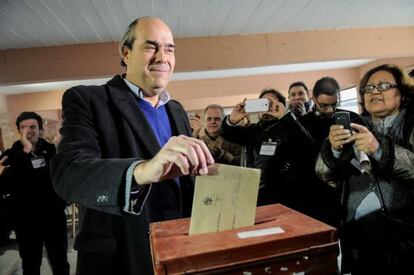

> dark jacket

[
  {"left": 300, "top": 109, "right": 363, "bottom": 152},
  {"left": 50, "top": 75, "right": 194, "bottom": 275},
  {"left": 299, "top": 109, "right": 363, "bottom": 227},
  {"left": 222, "top": 112, "right": 315, "bottom": 213},
  {"left": 0, "top": 138, "right": 65, "bottom": 221},
  {"left": 316, "top": 108, "right": 414, "bottom": 273}
]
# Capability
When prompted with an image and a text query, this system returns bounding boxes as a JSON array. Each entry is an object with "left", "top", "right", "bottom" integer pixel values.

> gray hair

[{"left": 204, "top": 104, "right": 225, "bottom": 119}]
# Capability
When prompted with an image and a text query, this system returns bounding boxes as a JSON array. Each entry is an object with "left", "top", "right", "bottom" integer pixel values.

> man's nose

[{"left": 155, "top": 48, "right": 167, "bottom": 62}]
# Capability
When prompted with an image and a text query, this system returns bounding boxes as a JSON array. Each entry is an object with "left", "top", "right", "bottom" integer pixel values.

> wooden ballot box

[{"left": 150, "top": 204, "right": 339, "bottom": 274}]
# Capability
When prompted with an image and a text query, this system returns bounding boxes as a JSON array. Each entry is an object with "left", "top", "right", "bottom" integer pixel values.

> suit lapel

[
  {"left": 106, "top": 76, "right": 161, "bottom": 157},
  {"left": 166, "top": 101, "right": 190, "bottom": 136}
]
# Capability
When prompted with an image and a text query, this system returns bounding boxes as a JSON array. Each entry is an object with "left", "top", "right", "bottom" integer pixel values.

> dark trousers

[
  {"left": 15, "top": 209, "right": 69, "bottom": 275},
  {"left": 0, "top": 196, "right": 14, "bottom": 243}
]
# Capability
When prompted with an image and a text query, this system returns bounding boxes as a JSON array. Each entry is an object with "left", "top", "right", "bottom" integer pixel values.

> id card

[
  {"left": 31, "top": 156, "right": 46, "bottom": 169},
  {"left": 259, "top": 141, "right": 278, "bottom": 156}
]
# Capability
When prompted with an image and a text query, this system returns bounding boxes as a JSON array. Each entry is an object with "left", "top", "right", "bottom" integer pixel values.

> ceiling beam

[{"left": 1, "top": 26, "right": 414, "bottom": 85}]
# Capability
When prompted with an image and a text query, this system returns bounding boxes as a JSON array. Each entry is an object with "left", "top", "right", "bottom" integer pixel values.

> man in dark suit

[{"left": 50, "top": 17, "right": 214, "bottom": 275}]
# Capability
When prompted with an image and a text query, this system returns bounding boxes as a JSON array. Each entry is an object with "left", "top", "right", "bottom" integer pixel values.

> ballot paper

[{"left": 189, "top": 164, "right": 261, "bottom": 235}]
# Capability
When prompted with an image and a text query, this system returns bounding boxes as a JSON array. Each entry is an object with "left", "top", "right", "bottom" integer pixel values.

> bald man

[{"left": 51, "top": 17, "right": 214, "bottom": 275}]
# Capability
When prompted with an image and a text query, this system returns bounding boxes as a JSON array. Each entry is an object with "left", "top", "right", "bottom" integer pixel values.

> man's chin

[
  {"left": 151, "top": 79, "right": 170, "bottom": 91},
  {"left": 144, "top": 84, "right": 167, "bottom": 96}
]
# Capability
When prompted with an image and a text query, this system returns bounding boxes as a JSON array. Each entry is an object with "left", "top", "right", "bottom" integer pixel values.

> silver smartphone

[{"left": 244, "top": 98, "right": 270, "bottom": 113}]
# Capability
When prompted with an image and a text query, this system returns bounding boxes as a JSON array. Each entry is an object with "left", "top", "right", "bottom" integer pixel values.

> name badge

[
  {"left": 31, "top": 156, "right": 46, "bottom": 169},
  {"left": 259, "top": 142, "right": 278, "bottom": 156}
]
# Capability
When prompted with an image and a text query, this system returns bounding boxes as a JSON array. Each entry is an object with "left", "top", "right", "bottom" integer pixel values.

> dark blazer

[
  {"left": 1, "top": 138, "right": 66, "bottom": 223},
  {"left": 298, "top": 109, "right": 363, "bottom": 227},
  {"left": 50, "top": 75, "right": 194, "bottom": 275},
  {"left": 221, "top": 113, "right": 316, "bottom": 213}
]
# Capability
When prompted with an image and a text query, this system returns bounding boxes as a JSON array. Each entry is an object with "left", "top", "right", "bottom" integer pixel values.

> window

[{"left": 339, "top": 86, "right": 359, "bottom": 113}]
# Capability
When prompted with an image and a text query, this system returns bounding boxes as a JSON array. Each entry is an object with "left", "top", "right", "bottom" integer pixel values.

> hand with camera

[
  {"left": 328, "top": 124, "right": 352, "bottom": 151},
  {"left": 266, "top": 99, "right": 286, "bottom": 119},
  {"left": 229, "top": 99, "right": 247, "bottom": 125},
  {"left": 189, "top": 113, "right": 202, "bottom": 137}
]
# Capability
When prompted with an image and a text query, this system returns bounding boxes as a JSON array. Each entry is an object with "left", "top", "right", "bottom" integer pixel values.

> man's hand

[
  {"left": 190, "top": 114, "right": 202, "bottom": 136},
  {"left": 328, "top": 124, "right": 352, "bottom": 151},
  {"left": 209, "top": 146, "right": 224, "bottom": 160},
  {"left": 290, "top": 101, "right": 306, "bottom": 116},
  {"left": 264, "top": 99, "right": 286, "bottom": 119},
  {"left": 229, "top": 99, "right": 247, "bottom": 125},
  {"left": 0, "top": 156, "right": 9, "bottom": 176},
  {"left": 345, "top": 123, "right": 379, "bottom": 156},
  {"left": 20, "top": 129, "right": 32, "bottom": 153},
  {"left": 133, "top": 135, "right": 215, "bottom": 185}
]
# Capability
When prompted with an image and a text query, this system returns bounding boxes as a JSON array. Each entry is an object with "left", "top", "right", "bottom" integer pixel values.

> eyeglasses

[
  {"left": 206, "top": 117, "right": 221, "bottom": 122},
  {"left": 314, "top": 99, "right": 338, "bottom": 111},
  {"left": 362, "top": 82, "right": 398, "bottom": 94}
]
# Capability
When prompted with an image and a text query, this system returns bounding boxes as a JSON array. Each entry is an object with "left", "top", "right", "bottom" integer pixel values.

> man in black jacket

[
  {"left": 0, "top": 112, "right": 69, "bottom": 275},
  {"left": 50, "top": 17, "right": 213, "bottom": 275},
  {"left": 222, "top": 89, "right": 315, "bottom": 214},
  {"left": 299, "top": 77, "right": 363, "bottom": 227}
]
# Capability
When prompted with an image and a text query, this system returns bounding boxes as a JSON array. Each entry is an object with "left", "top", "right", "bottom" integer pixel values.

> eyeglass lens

[{"left": 364, "top": 82, "right": 397, "bottom": 93}]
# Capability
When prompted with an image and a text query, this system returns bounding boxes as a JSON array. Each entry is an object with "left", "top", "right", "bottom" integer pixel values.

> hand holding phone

[
  {"left": 329, "top": 111, "right": 353, "bottom": 151},
  {"left": 189, "top": 113, "right": 201, "bottom": 133}
]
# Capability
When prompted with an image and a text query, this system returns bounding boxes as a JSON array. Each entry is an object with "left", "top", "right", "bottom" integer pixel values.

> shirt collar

[{"left": 123, "top": 78, "right": 171, "bottom": 108}]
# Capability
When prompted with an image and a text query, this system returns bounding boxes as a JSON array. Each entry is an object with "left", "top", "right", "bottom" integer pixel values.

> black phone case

[{"left": 335, "top": 112, "right": 351, "bottom": 131}]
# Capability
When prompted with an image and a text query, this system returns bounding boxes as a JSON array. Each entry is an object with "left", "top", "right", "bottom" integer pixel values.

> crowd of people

[{"left": 0, "top": 16, "right": 413, "bottom": 275}]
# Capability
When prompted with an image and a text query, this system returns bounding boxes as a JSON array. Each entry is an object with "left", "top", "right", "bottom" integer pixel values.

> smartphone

[
  {"left": 187, "top": 112, "right": 200, "bottom": 120},
  {"left": 335, "top": 111, "right": 351, "bottom": 131},
  {"left": 244, "top": 98, "right": 270, "bottom": 113}
]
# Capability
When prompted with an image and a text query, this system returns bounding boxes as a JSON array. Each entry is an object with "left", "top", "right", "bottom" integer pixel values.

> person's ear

[{"left": 121, "top": 46, "right": 130, "bottom": 66}]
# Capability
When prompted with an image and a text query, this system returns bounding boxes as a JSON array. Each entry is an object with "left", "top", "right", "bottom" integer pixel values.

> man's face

[
  {"left": 259, "top": 93, "right": 280, "bottom": 121},
  {"left": 18, "top": 119, "right": 40, "bottom": 144},
  {"left": 205, "top": 108, "right": 223, "bottom": 136},
  {"left": 122, "top": 18, "right": 175, "bottom": 96},
  {"left": 314, "top": 94, "right": 338, "bottom": 118},
  {"left": 288, "top": 85, "right": 309, "bottom": 104}
]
